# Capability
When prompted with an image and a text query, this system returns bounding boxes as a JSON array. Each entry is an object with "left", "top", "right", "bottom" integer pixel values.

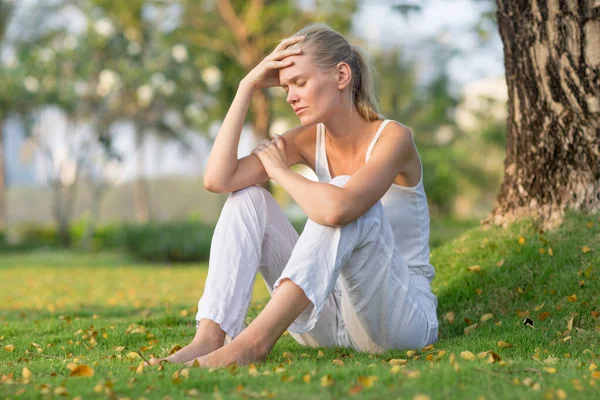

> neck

[{"left": 322, "top": 108, "right": 381, "bottom": 154}]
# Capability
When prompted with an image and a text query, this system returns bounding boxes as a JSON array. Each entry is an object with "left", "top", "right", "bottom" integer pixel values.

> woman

[{"left": 147, "top": 22, "right": 438, "bottom": 368}]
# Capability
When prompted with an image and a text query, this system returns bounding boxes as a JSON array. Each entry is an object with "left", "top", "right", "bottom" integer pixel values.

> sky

[
  {"left": 2, "top": 0, "right": 506, "bottom": 186},
  {"left": 352, "top": 0, "right": 504, "bottom": 90}
]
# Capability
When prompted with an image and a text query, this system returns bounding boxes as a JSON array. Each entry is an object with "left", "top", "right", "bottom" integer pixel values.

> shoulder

[
  {"left": 377, "top": 120, "right": 414, "bottom": 154},
  {"left": 371, "top": 120, "right": 416, "bottom": 167},
  {"left": 279, "top": 123, "right": 318, "bottom": 167}
]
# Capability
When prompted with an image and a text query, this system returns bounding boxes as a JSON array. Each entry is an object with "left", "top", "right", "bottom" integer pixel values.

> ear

[{"left": 335, "top": 62, "right": 352, "bottom": 91}]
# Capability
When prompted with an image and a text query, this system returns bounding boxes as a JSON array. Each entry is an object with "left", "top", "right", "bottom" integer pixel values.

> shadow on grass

[{"left": 430, "top": 211, "right": 599, "bottom": 352}]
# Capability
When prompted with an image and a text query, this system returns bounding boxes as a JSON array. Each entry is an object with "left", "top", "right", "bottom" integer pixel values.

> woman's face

[{"left": 279, "top": 51, "right": 340, "bottom": 124}]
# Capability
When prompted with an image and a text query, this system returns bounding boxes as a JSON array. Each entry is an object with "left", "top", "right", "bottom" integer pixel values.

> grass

[{"left": 1, "top": 211, "right": 599, "bottom": 399}]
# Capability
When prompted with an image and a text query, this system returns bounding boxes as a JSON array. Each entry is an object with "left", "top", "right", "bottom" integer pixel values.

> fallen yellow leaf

[
  {"left": 303, "top": 374, "right": 311, "bottom": 383},
  {"left": 389, "top": 359, "right": 407, "bottom": 366},
  {"left": 22, "top": 367, "right": 32, "bottom": 380},
  {"left": 443, "top": 311, "right": 455, "bottom": 324},
  {"left": 413, "top": 394, "right": 431, "bottom": 400},
  {"left": 518, "top": 236, "right": 526, "bottom": 244},
  {"left": 566, "top": 294, "right": 578, "bottom": 303},
  {"left": 555, "top": 388, "right": 567, "bottom": 399},
  {"left": 480, "top": 313, "right": 494, "bottom": 322},
  {"left": 467, "top": 265, "right": 481, "bottom": 272},
  {"left": 498, "top": 341, "right": 513, "bottom": 349},
  {"left": 460, "top": 351, "right": 475, "bottom": 361},
  {"left": 317, "top": 350, "right": 325, "bottom": 358},
  {"left": 320, "top": 374, "right": 334, "bottom": 387},
  {"left": 348, "top": 384, "right": 363, "bottom": 395},
  {"left": 464, "top": 323, "right": 478, "bottom": 335},
  {"left": 331, "top": 359, "right": 344, "bottom": 366},
  {"left": 3, "top": 345, "right": 15, "bottom": 352},
  {"left": 543, "top": 367, "right": 556, "bottom": 374},
  {"left": 582, "top": 246, "right": 591, "bottom": 253},
  {"left": 69, "top": 365, "right": 94, "bottom": 377},
  {"left": 496, "top": 259, "right": 505, "bottom": 267},
  {"left": 357, "top": 375, "right": 378, "bottom": 388}
]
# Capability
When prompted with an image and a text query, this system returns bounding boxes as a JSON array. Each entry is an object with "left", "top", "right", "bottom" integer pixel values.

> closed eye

[{"left": 283, "top": 81, "right": 306, "bottom": 93}]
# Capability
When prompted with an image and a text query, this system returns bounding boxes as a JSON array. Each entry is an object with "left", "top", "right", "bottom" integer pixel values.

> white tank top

[{"left": 315, "top": 119, "right": 436, "bottom": 282}]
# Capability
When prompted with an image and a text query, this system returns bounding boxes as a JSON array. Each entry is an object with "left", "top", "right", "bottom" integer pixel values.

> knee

[
  {"left": 224, "top": 185, "right": 269, "bottom": 210},
  {"left": 328, "top": 175, "right": 351, "bottom": 188}
]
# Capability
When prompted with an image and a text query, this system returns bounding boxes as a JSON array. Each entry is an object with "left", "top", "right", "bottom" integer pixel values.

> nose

[{"left": 286, "top": 89, "right": 299, "bottom": 106}]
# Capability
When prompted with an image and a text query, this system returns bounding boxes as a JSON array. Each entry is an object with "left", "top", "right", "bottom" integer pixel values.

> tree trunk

[
  {"left": 0, "top": 120, "right": 6, "bottom": 232},
  {"left": 488, "top": 0, "right": 600, "bottom": 228},
  {"left": 134, "top": 130, "right": 151, "bottom": 223},
  {"left": 52, "top": 183, "right": 72, "bottom": 247},
  {"left": 251, "top": 88, "right": 273, "bottom": 193},
  {"left": 80, "top": 181, "right": 105, "bottom": 250}
]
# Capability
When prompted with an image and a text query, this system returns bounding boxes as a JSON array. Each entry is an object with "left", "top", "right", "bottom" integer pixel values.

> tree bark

[
  {"left": 134, "top": 129, "right": 151, "bottom": 223},
  {"left": 489, "top": 0, "right": 600, "bottom": 228}
]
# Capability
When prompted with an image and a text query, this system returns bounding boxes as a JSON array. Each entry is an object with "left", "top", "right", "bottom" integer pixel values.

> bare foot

[
  {"left": 184, "top": 337, "right": 267, "bottom": 368},
  {"left": 145, "top": 339, "right": 223, "bottom": 366}
]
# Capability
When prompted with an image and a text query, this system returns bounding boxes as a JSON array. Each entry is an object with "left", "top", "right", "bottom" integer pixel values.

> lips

[{"left": 294, "top": 107, "right": 307, "bottom": 114}]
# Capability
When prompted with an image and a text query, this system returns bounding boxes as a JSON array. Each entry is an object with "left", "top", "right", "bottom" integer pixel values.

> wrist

[
  {"left": 270, "top": 166, "right": 290, "bottom": 181},
  {"left": 239, "top": 80, "right": 259, "bottom": 94}
]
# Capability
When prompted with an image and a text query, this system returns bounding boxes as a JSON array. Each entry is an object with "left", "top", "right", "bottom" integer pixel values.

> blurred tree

[
  {"left": 489, "top": 0, "right": 600, "bottom": 227},
  {"left": 175, "top": 0, "right": 358, "bottom": 192},
  {"left": 0, "top": 0, "right": 15, "bottom": 232}
]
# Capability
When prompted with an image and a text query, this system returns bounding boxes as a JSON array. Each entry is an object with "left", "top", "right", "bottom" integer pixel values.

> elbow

[
  {"left": 203, "top": 176, "right": 224, "bottom": 193},
  {"left": 326, "top": 203, "right": 347, "bottom": 227}
]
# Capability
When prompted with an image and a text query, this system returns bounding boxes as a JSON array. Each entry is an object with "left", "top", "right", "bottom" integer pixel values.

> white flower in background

[
  {"left": 64, "top": 35, "right": 78, "bottom": 50},
  {"left": 59, "top": 159, "right": 77, "bottom": 187},
  {"left": 74, "top": 81, "right": 89, "bottom": 97},
  {"left": 103, "top": 160, "right": 125, "bottom": 185},
  {"left": 160, "top": 80, "right": 176, "bottom": 96},
  {"left": 185, "top": 103, "right": 205, "bottom": 120},
  {"left": 163, "top": 109, "right": 182, "bottom": 129},
  {"left": 137, "top": 85, "right": 154, "bottom": 107},
  {"left": 151, "top": 72, "right": 166, "bottom": 88},
  {"left": 434, "top": 125, "right": 454, "bottom": 145},
  {"left": 127, "top": 41, "right": 141, "bottom": 55},
  {"left": 37, "top": 48, "right": 55, "bottom": 63},
  {"left": 2, "top": 51, "right": 18, "bottom": 69},
  {"left": 201, "top": 66, "right": 222, "bottom": 88},
  {"left": 97, "top": 69, "right": 120, "bottom": 97},
  {"left": 24, "top": 76, "right": 39, "bottom": 92},
  {"left": 172, "top": 44, "right": 188, "bottom": 63},
  {"left": 94, "top": 18, "right": 115, "bottom": 38}
]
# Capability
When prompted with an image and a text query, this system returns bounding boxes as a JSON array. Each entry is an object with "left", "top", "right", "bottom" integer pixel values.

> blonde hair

[{"left": 289, "top": 22, "right": 384, "bottom": 122}]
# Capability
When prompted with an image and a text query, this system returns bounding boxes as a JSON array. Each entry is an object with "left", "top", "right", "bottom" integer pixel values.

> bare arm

[
  {"left": 203, "top": 83, "right": 306, "bottom": 194},
  {"left": 203, "top": 82, "right": 255, "bottom": 192}
]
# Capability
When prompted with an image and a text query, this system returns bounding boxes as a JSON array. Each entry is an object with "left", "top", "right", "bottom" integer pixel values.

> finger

[
  {"left": 274, "top": 35, "right": 305, "bottom": 52},
  {"left": 273, "top": 47, "right": 303, "bottom": 61},
  {"left": 267, "top": 59, "right": 294, "bottom": 69}
]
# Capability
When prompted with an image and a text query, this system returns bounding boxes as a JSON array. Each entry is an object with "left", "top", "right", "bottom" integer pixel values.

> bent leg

[{"left": 272, "top": 175, "right": 435, "bottom": 352}]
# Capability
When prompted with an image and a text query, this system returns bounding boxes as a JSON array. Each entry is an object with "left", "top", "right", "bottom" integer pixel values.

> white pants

[{"left": 196, "top": 175, "right": 439, "bottom": 353}]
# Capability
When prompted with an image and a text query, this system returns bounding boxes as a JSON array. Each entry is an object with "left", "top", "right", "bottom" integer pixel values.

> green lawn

[{"left": 1, "top": 212, "right": 599, "bottom": 399}]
